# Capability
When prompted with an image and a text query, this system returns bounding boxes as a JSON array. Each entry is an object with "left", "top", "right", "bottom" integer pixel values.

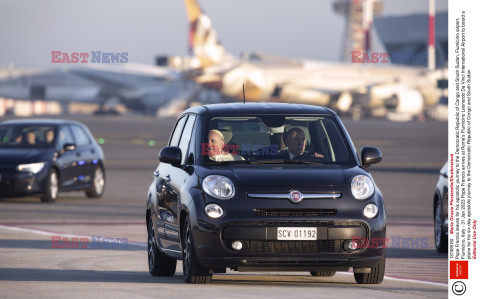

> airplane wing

[
  {"left": 0, "top": 64, "right": 195, "bottom": 113},
  {"left": 69, "top": 65, "right": 195, "bottom": 112},
  {"left": 84, "top": 63, "right": 183, "bottom": 81}
]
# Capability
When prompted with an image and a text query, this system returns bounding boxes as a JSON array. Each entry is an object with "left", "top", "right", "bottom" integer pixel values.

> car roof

[
  {"left": 182, "top": 102, "right": 335, "bottom": 116},
  {"left": 0, "top": 119, "right": 82, "bottom": 126}
]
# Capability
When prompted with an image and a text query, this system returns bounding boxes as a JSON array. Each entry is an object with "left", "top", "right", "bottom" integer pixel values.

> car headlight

[
  {"left": 363, "top": 203, "right": 378, "bottom": 218},
  {"left": 17, "top": 162, "right": 45, "bottom": 174},
  {"left": 202, "top": 175, "right": 235, "bottom": 200},
  {"left": 204, "top": 204, "right": 224, "bottom": 219},
  {"left": 351, "top": 175, "right": 374, "bottom": 200}
]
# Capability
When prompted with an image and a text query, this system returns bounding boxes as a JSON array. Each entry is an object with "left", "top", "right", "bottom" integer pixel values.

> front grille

[
  {"left": 222, "top": 221, "right": 369, "bottom": 254},
  {"left": 246, "top": 240, "right": 342, "bottom": 253},
  {"left": 254, "top": 208, "right": 337, "bottom": 217},
  {"left": 225, "top": 220, "right": 366, "bottom": 227}
]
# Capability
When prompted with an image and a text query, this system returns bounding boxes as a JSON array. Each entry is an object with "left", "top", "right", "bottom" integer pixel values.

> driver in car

[
  {"left": 45, "top": 129, "right": 55, "bottom": 145},
  {"left": 22, "top": 131, "right": 36, "bottom": 145},
  {"left": 280, "top": 127, "right": 324, "bottom": 160}
]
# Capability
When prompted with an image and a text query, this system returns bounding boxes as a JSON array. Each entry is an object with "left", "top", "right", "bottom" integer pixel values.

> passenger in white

[{"left": 207, "top": 129, "right": 244, "bottom": 162}]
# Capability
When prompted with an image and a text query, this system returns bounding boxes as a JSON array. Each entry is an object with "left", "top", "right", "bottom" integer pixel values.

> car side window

[
  {"left": 187, "top": 117, "right": 199, "bottom": 164},
  {"left": 56, "top": 126, "right": 75, "bottom": 151},
  {"left": 178, "top": 115, "right": 196, "bottom": 164},
  {"left": 70, "top": 125, "right": 91, "bottom": 146},
  {"left": 169, "top": 116, "right": 187, "bottom": 147}
]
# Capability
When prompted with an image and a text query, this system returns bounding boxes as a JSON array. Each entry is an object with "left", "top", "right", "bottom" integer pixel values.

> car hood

[
  {"left": 197, "top": 164, "right": 367, "bottom": 187},
  {"left": 0, "top": 148, "right": 52, "bottom": 166}
]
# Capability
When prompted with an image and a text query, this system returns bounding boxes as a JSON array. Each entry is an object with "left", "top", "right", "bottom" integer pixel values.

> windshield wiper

[
  {"left": 250, "top": 159, "right": 325, "bottom": 165},
  {"left": 204, "top": 159, "right": 329, "bottom": 165},
  {"left": 204, "top": 160, "right": 253, "bottom": 165}
]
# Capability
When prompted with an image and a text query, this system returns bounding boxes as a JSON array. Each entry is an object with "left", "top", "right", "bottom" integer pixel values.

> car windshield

[
  {"left": 0, "top": 125, "right": 57, "bottom": 149},
  {"left": 203, "top": 115, "right": 356, "bottom": 166}
]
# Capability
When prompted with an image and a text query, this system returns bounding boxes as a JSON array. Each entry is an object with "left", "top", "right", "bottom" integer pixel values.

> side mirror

[
  {"left": 159, "top": 146, "right": 182, "bottom": 167},
  {"left": 63, "top": 143, "right": 76, "bottom": 151},
  {"left": 361, "top": 146, "right": 382, "bottom": 167}
]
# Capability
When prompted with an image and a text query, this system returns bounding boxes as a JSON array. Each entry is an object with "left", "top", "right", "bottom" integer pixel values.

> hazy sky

[{"left": 0, "top": 0, "right": 448, "bottom": 68}]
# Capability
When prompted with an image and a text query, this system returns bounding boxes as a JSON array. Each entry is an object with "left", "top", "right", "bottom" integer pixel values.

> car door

[
  {"left": 155, "top": 115, "right": 187, "bottom": 251},
  {"left": 55, "top": 125, "right": 77, "bottom": 188},
  {"left": 69, "top": 124, "right": 95, "bottom": 187},
  {"left": 156, "top": 115, "right": 196, "bottom": 251}
]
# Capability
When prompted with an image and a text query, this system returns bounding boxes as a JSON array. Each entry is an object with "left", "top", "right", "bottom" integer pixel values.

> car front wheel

[
  {"left": 86, "top": 166, "right": 105, "bottom": 198},
  {"left": 41, "top": 168, "right": 58, "bottom": 203},
  {"left": 182, "top": 217, "right": 212, "bottom": 284},
  {"left": 147, "top": 217, "right": 177, "bottom": 276}
]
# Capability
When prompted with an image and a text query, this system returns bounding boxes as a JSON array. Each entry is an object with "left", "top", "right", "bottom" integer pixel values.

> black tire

[
  {"left": 310, "top": 270, "right": 336, "bottom": 277},
  {"left": 147, "top": 217, "right": 177, "bottom": 276},
  {"left": 434, "top": 200, "right": 448, "bottom": 253},
  {"left": 354, "top": 254, "right": 385, "bottom": 284},
  {"left": 41, "top": 168, "right": 58, "bottom": 203},
  {"left": 182, "top": 217, "right": 212, "bottom": 284},
  {"left": 86, "top": 166, "right": 105, "bottom": 198}
]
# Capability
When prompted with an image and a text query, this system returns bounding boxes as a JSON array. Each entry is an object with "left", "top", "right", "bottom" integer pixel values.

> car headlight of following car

[
  {"left": 202, "top": 175, "right": 235, "bottom": 200},
  {"left": 351, "top": 175, "right": 375, "bottom": 200},
  {"left": 17, "top": 162, "right": 45, "bottom": 174},
  {"left": 363, "top": 203, "right": 378, "bottom": 218}
]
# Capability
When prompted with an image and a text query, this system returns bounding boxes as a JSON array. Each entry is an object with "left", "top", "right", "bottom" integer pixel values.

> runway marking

[
  {"left": 1, "top": 224, "right": 447, "bottom": 288},
  {"left": 337, "top": 272, "right": 447, "bottom": 288},
  {"left": 0, "top": 220, "right": 145, "bottom": 225},
  {"left": 0, "top": 224, "right": 147, "bottom": 247}
]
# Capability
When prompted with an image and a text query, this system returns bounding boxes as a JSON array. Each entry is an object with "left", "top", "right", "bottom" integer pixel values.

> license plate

[{"left": 277, "top": 227, "right": 317, "bottom": 240}]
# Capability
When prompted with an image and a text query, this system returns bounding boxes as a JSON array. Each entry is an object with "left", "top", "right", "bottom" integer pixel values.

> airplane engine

[
  {"left": 387, "top": 88, "right": 424, "bottom": 115},
  {"left": 369, "top": 84, "right": 425, "bottom": 120},
  {"left": 381, "top": 88, "right": 425, "bottom": 121}
]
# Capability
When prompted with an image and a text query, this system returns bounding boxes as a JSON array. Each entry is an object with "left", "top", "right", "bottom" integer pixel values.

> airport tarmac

[{"left": 0, "top": 115, "right": 448, "bottom": 298}]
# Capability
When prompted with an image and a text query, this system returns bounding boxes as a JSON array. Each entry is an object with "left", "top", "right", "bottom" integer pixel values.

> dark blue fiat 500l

[{"left": 146, "top": 103, "right": 385, "bottom": 284}]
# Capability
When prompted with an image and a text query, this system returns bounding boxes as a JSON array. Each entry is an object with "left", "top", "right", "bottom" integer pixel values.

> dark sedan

[
  {"left": 146, "top": 103, "right": 385, "bottom": 284},
  {"left": 0, "top": 119, "right": 105, "bottom": 202}
]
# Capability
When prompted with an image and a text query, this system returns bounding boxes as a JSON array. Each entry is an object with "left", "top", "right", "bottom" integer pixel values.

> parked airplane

[
  {"left": 0, "top": 64, "right": 208, "bottom": 115},
  {"left": 182, "top": 0, "right": 443, "bottom": 120}
]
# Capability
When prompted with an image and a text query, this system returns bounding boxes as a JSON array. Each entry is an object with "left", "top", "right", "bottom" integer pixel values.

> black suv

[{"left": 146, "top": 103, "right": 385, "bottom": 284}]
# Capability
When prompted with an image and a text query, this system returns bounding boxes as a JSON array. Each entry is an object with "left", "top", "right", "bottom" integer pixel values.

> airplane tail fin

[{"left": 184, "top": 0, "right": 228, "bottom": 68}]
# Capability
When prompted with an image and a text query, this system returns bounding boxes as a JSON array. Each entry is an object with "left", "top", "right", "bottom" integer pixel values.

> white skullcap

[{"left": 208, "top": 129, "right": 224, "bottom": 141}]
